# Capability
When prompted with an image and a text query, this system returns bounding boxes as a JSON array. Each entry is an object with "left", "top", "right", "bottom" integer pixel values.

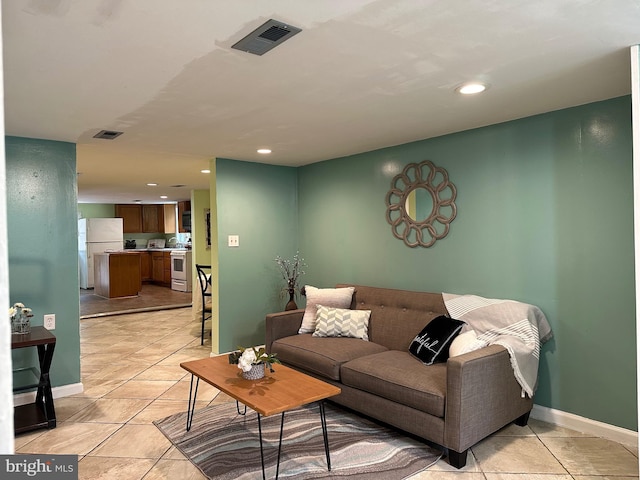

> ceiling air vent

[
  {"left": 93, "top": 130, "right": 123, "bottom": 140},
  {"left": 232, "top": 19, "right": 301, "bottom": 56}
]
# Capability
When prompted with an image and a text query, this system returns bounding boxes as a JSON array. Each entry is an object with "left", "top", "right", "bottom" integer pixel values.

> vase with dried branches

[{"left": 275, "top": 252, "right": 307, "bottom": 310}]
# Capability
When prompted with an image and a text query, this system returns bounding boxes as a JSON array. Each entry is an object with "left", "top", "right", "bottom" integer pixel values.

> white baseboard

[
  {"left": 532, "top": 403, "right": 638, "bottom": 447},
  {"left": 13, "top": 383, "right": 84, "bottom": 407}
]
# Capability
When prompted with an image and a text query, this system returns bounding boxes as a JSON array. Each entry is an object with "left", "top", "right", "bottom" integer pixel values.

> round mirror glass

[{"left": 405, "top": 187, "right": 434, "bottom": 222}]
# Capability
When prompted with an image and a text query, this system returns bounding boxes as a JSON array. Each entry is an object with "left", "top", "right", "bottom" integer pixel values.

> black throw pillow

[{"left": 409, "top": 315, "right": 466, "bottom": 365}]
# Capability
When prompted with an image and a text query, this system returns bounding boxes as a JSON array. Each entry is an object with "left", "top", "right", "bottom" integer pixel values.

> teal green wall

[
  {"left": 216, "top": 158, "right": 298, "bottom": 351},
  {"left": 6, "top": 137, "right": 81, "bottom": 388},
  {"left": 297, "top": 96, "right": 636, "bottom": 431}
]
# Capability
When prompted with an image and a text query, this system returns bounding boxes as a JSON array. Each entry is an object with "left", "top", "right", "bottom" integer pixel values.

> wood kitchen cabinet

[
  {"left": 164, "top": 252, "right": 172, "bottom": 285},
  {"left": 115, "top": 204, "right": 143, "bottom": 233},
  {"left": 151, "top": 252, "right": 165, "bottom": 283},
  {"left": 178, "top": 201, "right": 191, "bottom": 233},
  {"left": 151, "top": 251, "right": 172, "bottom": 287},
  {"left": 116, "top": 204, "right": 168, "bottom": 233},
  {"left": 142, "top": 205, "right": 164, "bottom": 233},
  {"left": 140, "top": 251, "right": 151, "bottom": 281},
  {"left": 163, "top": 204, "right": 176, "bottom": 233}
]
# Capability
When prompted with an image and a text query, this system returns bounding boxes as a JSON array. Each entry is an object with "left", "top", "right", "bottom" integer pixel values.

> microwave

[{"left": 182, "top": 211, "right": 191, "bottom": 232}]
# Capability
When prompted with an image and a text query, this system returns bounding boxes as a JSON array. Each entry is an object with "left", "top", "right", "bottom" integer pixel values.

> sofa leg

[
  {"left": 514, "top": 411, "right": 531, "bottom": 427},
  {"left": 447, "top": 448, "right": 468, "bottom": 469}
]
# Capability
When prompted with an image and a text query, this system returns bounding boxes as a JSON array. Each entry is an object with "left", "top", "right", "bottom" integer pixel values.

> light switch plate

[{"left": 228, "top": 235, "right": 239, "bottom": 247}]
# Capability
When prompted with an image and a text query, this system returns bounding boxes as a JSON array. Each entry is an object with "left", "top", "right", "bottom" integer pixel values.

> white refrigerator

[{"left": 78, "top": 218, "right": 124, "bottom": 289}]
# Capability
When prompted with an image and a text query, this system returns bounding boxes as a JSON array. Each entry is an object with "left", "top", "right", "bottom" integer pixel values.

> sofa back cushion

[{"left": 336, "top": 284, "right": 448, "bottom": 351}]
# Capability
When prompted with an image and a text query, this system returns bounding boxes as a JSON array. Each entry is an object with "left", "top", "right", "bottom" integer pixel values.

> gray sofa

[{"left": 265, "top": 284, "right": 533, "bottom": 468}]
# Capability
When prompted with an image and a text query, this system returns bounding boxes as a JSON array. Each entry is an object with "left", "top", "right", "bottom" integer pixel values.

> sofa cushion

[
  {"left": 336, "top": 284, "right": 449, "bottom": 351},
  {"left": 313, "top": 305, "right": 371, "bottom": 340},
  {"left": 341, "top": 350, "right": 447, "bottom": 417},
  {"left": 299, "top": 286, "right": 355, "bottom": 334},
  {"left": 409, "top": 315, "right": 465, "bottom": 365},
  {"left": 271, "top": 334, "right": 388, "bottom": 381}
]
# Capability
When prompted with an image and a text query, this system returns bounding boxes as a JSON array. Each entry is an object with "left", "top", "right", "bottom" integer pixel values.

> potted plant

[
  {"left": 229, "top": 346, "right": 282, "bottom": 380},
  {"left": 275, "top": 252, "right": 307, "bottom": 310}
]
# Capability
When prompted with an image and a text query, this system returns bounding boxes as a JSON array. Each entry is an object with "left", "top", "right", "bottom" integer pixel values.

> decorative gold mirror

[{"left": 385, "top": 160, "right": 457, "bottom": 248}]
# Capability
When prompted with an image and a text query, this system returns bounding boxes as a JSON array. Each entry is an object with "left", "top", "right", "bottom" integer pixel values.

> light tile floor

[{"left": 14, "top": 308, "right": 639, "bottom": 479}]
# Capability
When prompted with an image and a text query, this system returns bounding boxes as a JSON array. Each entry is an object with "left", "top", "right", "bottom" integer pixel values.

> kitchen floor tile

[
  {"left": 541, "top": 436, "right": 639, "bottom": 477},
  {"left": 78, "top": 456, "right": 156, "bottom": 480},
  {"left": 16, "top": 422, "right": 121, "bottom": 455},
  {"left": 88, "top": 424, "right": 171, "bottom": 458},
  {"left": 104, "top": 379, "right": 176, "bottom": 399},
  {"left": 66, "top": 397, "right": 152, "bottom": 423},
  {"left": 141, "top": 459, "right": 207, "bottom": 480},
  {"left": 128, "top": 399, "right": 207, "bottom": 424},
  {"left": 472, "top": 436, "right": 568, "bottom": 474}
]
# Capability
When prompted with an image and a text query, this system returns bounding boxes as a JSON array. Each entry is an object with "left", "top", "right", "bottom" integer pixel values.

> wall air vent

[
  {"left": 93, "top": 130, "right": 123, "bottom": 140},
  {"left": 232, "top": 19, "right": 302, "bottom": 56}
]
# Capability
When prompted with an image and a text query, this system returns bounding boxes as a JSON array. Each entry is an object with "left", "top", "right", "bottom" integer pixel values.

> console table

[{"left": 11, "top": 326, "right": 57, "bottom": 434}]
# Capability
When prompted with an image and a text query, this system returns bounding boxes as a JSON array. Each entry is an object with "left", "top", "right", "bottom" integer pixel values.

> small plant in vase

[
  {"left": 275, "top": 251, "right": 307, "bottom": 310},
  {"left": 229, "top": 346, "right": 282, "bottom": 380}
]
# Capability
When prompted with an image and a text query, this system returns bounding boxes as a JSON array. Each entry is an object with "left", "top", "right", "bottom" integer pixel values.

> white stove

[{"left": 170, "top": 250, "right": 192, "bottom": 292}]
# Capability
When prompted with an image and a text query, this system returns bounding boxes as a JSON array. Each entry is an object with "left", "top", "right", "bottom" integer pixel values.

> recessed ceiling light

[
  {"left": 456, "top": 82, "right": 488, "bottom": 95},
  {"left": 160, "top": 195, "right": 168, "bottom": 199},
  {"left": 201, "top": 169, "right": 211, "bottom": 174},
  {"left": 147, "top": 183, "right": 158, "bottom": 186},
  {"left": 257, "top": 148, "right": 272, "bottom": 154}
]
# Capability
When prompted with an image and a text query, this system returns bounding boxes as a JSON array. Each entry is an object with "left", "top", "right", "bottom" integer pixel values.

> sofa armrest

[
  {"left": 444, "top": 344, "right": 533, "bottom": 452},
  {"left": 265, "top": 309, "right": 304, "bottom": 353}
]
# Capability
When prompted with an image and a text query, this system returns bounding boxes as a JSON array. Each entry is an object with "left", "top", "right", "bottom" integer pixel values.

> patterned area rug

[{"left": 154, "top": 402, "right": 442, "bottom": 479}]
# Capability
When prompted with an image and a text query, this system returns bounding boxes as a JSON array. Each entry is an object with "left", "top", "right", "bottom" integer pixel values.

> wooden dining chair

[{"left": 195, "top": 264, "right": 212, "bottom": 345}]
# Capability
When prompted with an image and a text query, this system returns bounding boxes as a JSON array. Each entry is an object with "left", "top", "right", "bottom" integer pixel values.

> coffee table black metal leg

[
  {"left": 236, "top": 401, "right": 247, "bottom": 415},
  {"left": 319, "top": 401, "right": 331, "bottom": 470},
  {"left": 257, "top": 412, "right": 286, "bottom": 480},
  {"left": 185, "top": 375, "right": 200, "bottom": 431},
  {"left": 274, "top": 413, "right": 285, "bottom": 480}
]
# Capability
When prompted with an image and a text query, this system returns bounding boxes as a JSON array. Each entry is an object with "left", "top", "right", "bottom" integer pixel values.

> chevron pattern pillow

[{"left": 312, "top": 305, "right": 371, "bottom": 341}]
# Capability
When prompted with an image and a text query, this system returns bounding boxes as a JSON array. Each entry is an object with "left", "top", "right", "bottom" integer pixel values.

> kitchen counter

[
  {"left": 94, "top": 252, "right": 142, "bottom": 298},
  {"left": 120, "top": 248, "right": 190, "bottom": 252}
]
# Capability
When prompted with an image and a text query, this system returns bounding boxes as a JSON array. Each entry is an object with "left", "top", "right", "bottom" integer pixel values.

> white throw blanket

[{"left": 443, "top": 293, "right": 553, "bottom": 397}]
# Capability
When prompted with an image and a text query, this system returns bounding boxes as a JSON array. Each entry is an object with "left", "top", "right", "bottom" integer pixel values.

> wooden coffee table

[{"left": 180, "top": 355, "right": 341, "bottom": 480}]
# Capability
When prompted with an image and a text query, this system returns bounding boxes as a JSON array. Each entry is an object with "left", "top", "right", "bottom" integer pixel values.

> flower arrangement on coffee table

[{"left": 229, "top": 346, "right": 282, "bottom": 380}]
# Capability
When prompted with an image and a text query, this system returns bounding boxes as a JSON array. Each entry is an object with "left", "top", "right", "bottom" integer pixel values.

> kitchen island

[{"left": 94, "top": 252, "right": 142, "bottom": 298}]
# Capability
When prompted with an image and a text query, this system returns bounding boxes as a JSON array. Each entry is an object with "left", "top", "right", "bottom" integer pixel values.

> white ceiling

[{"left": 3, "top": 0, "right": 640, "bottom": 204}]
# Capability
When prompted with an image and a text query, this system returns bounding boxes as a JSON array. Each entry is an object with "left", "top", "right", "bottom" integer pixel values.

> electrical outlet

[
  {"left": 44, "top": 314, "right": 55, "bottom": 330},
  {"left": 228, "top": 235, "right": 240, "bottom": 247}
]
